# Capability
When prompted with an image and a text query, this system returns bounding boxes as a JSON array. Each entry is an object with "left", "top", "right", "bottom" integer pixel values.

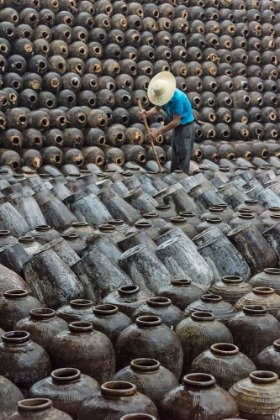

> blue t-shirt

[{"left": 163, "top": 88, "right": 194, "bottom": 125}]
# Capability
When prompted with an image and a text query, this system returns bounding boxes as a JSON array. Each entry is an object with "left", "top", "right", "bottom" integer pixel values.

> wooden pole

[{"left": 137, "top": 98, "right": 164, "bottom": 173}]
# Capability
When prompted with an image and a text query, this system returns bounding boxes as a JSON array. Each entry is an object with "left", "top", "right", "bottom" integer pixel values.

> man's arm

[
  {"left": 148, "top": 114, "right": 181, "bottom": 140},
  {"left": 139, "top": 105, "right": 161, "bottom": 119}
]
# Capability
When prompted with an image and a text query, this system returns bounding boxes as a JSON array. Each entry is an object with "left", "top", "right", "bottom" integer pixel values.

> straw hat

[{"left": 147, "top": 71, "right": 176, "bottom": 106}]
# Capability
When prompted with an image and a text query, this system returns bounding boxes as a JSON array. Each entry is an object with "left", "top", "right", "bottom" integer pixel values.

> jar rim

[
  {"left": 70, "top": 299, "right": 94, "bottom": 309},
  {"left": 249, "top": 371, "right": 278, "bottom": 384},
  {"left": 136, "top": 315, "right": 162, "bottom": 327},
  {"left": 146, "top": 297, "right": 171, "bottom": 307},
  {"left": 183, "top": 373, "right": 216, "bottom": 388},
  {"left": 130, "top": 358, "right": 160, "bottom": 372},
  {"left": 210, "top": 343, "right": 239, "bottom": 356},
  {"left": 118, "top": 285, "right": 140, "bottom": 295},
  {"left": 51, "top": 368, "right": 81, "bottom": 383},
  {"left": 4, "top": 289, "right": 29, "bottom": 298},
  {"left": 191, "top": 311, "right": 215, "bottom": 321},
  {"left": 18, "top": 398, "right": 52, "bottom": 412},
  {"left": 101, "top": 381, "right": 137, "bottom": 397},
  {"left": 30, "top": 308, "right": 55, "bottom": 319},
  {"left": 93, "top": 304, "right": 119, "bottom": 315}
]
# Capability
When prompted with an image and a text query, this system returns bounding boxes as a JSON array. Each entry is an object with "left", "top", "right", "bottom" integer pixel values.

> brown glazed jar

[
  {"left": 48, "top": 321, "right": 116, "bottom": 384},
  {"left": 190, "top": 343, "right": 256, "bottom": 390},
  {"left": 256, "top": 339, "right": 280, "bottom": 376},
  {"left": 56, "top": 299, "right": 94, "bottom": 323},
  {"left": 7, "top": 398, "right": 73, "bottom": 420},
  {"left": 115, "top": 316, "right": 183, "bottom": 380},
  {"left": 210, "top": 276, "right": 252, "bottom": 305},
  {"left": 0, "top": 376, "right": 24, "bottom": 420},
  {"left": 175, "top": 311, "right": 233, "bottom": 375},
  {"left": 131, "top": 297, "right": 184, "bottom": 328},
  {"left": 229, "top": 371, "right": 280, "bottom": 420},
  {"left": 0, "top": 289, "right": 44, "bottom": 331},
  {"left": 159, "top": 373, "right": 239, "bottom": 420},
  {"left": 29, "top": 368, "right": 100, "bottom": 420},
  {"left": 84, "top": 304, "right": 132, "bottom": 345},
  {"left": 0, "top": 331, "right": 51, "bottom": 396},
  {"left": 77, "top": 381, "right": 159, "bottom": 420},
  {"left": 15, "top": 308, "right": 68, "bottom": 352},
  {"left": 185, "top": 294, "right": 237, "bottom": 324},
  {"left": 102, "top": 285, "right": 154, "bottom": 317},
  {"left": 227, "top": 305, "right": 280, "bottom": 364},
  {"left": 157, "top": 279, "right": 204, "bottom": 311},
  {"left": 249, "top": 268, "right": 280, "bottom": 295},
  {"left": 113, "top": 358, "right": 179, "bottom": 407},
  {"left": 235, "top": 287, "right": 280, "bottom": 316}
]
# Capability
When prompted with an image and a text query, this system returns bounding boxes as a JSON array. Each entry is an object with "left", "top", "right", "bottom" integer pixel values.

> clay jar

[
  {"left": 197, "top": 217, "right": 232, "bottom": 235},
  {"left": 184, "top": 294, "right": 237, "bottom": 324},
  {"left": 249, "top": 268, "right": 280, "bottom": 295},
  {"left": 16, "top": 308, "right": 68, "bottom": 352},
  {"left": 84, "top": 304, "right": 132, "bottom": 345},
  {"left": 256, "top": 339, "right": 280, "bottom": 376},
  {"left": 190, "top": 343, "right": 256, "bottom": 390},
  {"left": 175, "top": 311, "right": 233, "bottom": 375},
  {"left": 102, "top": 285, "right": 154, "bottom": 317},
  {"left": 48, "top": 321, "right": 116, "bottom": 384},
  {"left": 7, "top": 398, "right": 73, "bottom": 420},
  {"left": 159, "top": 373, "right": 239, "bottom": 420},
  {"left": 229, "top": 371, "right": 280, "bottom": 420},
  {"left": 56, "top": 299, "right": 94, "bottom": 323},
  {"left": 29, "top": 368, "right": 100, "bottom": 420},
  {"left": 235, "top": 286, "right": 280, "bottom": 316},
  {"left": 0, "top": 376, "right": 24, "bottom": 420},
  {"left": 77, "top": 381, "right": 159, "bottom": 420},
  {"left": 227, "top": 305, "right": 280, "bottom": 364},
  {"left": 210, "top": 276, "right": 252, "bottom": 305},
  {"left": 115, "top": 316, "right": 184, "bottom": 380},
  {"left": 0, "top": 289, "right": 44, "bottom": 331},
  {"left": 131, "top": 297, "right": 184, "bottom": 328},
  {"left": 0, "top": 331, "right": 51, "bottom": 396},
  {"left": 113, "top": 358, "right": 179, "bottom": 407},
  {"left": 28, "top": 224, "right": 61, "bottom": 244},
  {"left": 157, "top": 279, "right": 204, "bottom": 310}
]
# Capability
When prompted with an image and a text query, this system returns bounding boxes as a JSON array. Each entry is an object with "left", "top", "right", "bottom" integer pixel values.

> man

[{"left": 139, "top": 71, "right": 195, "bottom": 174}]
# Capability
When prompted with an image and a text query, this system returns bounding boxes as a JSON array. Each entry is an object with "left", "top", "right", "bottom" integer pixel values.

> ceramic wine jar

[
  {"left": 249, "top": 268, "right": 280, "bottom": 295},
  {"left": 157, "top": 279, "right": 204, "bottom": 310},
  {"left": 185, "top": 294, "right": 237, "bottom": 324},
  {"left": 235, "top": 287, "right": 280, "bottom": 316},
  {"left": 210, "top": 276, "right": 252, "bottom": 305},
  {"left": 0, "top": 376, "right": 24, "bottom": 420},
  {"left": 256, "top": 339, "right": 280, "bottom": 376},
  {"left": 56, "top": 299, "right": 94, "bottom": 323},
  {"left": 7, "top": 398, "right": 73, "bottom": 420}
]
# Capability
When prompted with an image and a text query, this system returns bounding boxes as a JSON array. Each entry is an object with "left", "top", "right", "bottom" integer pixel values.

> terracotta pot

[
  {"left": 235, "top": 286, "right": 280, "bottom": 316},
  {"left": 157, "top": 279, "right": 204, "bottom": 311},
  {"left": 56, "top": 299, "right": 94, "bottom": 323},
  {"left": 175, "top": 311, "right": 233, "bottom": 375},
  {"left": 210, "top": 276, "right": 252, "bottom": 305},
  {"left": 190, "top": 342, "right": 256, "bottom": 390},
  {"left": 159, "top": 373, "right": 239, "bottom": 420},
  {"left": 48, "top": 321, "right": 116, "bottom": 384},
  {"left": 7, "top": 398, "right": 72, "bottom": 419},
  {"left": 29, "top": 368, "right": 100, "bottom": 420},
  {"left": 185, "top": 294, "right": 237, "bottom": 324},
  {"left": 0, "top": 376, "right": 24, "bottom": 420}
]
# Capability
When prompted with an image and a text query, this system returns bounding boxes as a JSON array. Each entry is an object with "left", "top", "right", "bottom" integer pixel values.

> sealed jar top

[
  {"left": 183, "top": 373, "right": 216, "bottom": 388},
  {"left": 101, "top": 381, "right": 137, "bottom": 397}
]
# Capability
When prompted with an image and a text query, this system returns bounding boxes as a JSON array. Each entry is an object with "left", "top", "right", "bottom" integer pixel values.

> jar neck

[
  {"left": 253, "top": 287, "right": 274, "bottom": 295},
  {"left": 200, "top": 294, "right": 222, "bottom": 303},
  {"left": 221, "top": 275, "right": 243, "bottom": 284},
  {"left": 136, "top": 316, "right": 162, "bottom": 327},
  {"left": 171, "top": 279, "right": 192, "bottom": 287},
  {"left": 249, "top": 371, "right": 278, "bottom": 384},
  {"left": 18, "top": 399, "right": 52, "bottom": 412},
  {"left": 69, "top": 321, "right": 93, "bottom": 333},
  {"left": 4, "top": 289, "right": 29, "bottom": 299},
  {"left": 191, "top": 311, "right": 215, "bottom": 322}
]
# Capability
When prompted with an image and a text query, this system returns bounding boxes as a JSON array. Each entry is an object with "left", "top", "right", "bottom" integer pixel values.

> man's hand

[
  {"left": 148, "top": 128, "right": 161, "bottom": 141},
  {"left": 139, "top": 110, "right": 148, "bottom": 120}
]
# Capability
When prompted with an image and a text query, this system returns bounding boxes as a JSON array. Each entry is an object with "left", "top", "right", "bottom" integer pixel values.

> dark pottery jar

[
  {"left": 190, "top": 343, "right": 256, "bottom": 390},
  {"left": 229, "top": 371, "right": 280, "bottom": 420},
  {"left": 185, "top": 294, "right": 237, "bottom": 324},
  {"left": 175, "top": 311, "right": 233, "bottom": 375},
  {"left": 249, "top": 268, "right": 280, "bottom": 295},
  {"left": 256, "top": 339, "right": 280, "bottom": 376},
  {"left": 102, "top": 285, "right": 154, "bottom": 317},
  {"left": 48, "top": 321, "right": 116, "bottom": 384},
  {"left": 0, "top": 331, "right": 51, "bottom": 396},
  {"left": 157, "top": 279, "right": 204, "bottom": 310},
  {"left": 227, "top": 305, "right": 280, "bottom": 364},
  {"left": 7, "top": 398, "right": 73, "bottom": 420},
  {"left": 115, "top": 316, "right": 183, "bottom": 380},
  {"left": 210, "top": 276, "right": 252, "bottom": 305},
  {"left": 29, "top": 368, "right": 100, "bottom": 420},
  {"left": 56, "top": 299, "right": 94, "bottom": 323},
  {"left": 197, "top": 217, "right": 232, "bottom": 235},
  {"left": 85, "top": 304, "right": 132, "bottom": 344},
  {"left": 77, "top": 381, "right": 159, "bottom": 420},
  {"left": 159, "top": 373, "right": 239, "bottom": 420},
  {"left": 235, "top": 287, "right": 280, "bottom": 316},
  {"left": 131, "top": 297, "right": 184, "bottom": 328},
  {"left": 0, "top": 375, "right": 24, "bottom": 420},
  {"left": 15, "top": 308, "right": 68, "bottom": 352},
  {"left": 113, "top": 358, "right": 179, "bottom": 407},
  {"left": 27, "top": 224, "right": 61, "bottom": 245},
  {"left": 0, "top": 289, "right": 44, "bottom": 331}
]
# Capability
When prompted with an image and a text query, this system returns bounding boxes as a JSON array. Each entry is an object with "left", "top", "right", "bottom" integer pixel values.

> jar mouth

[
  {"left": 62, "top": 233, "right": 79, "bottom": 240},
  {"left": 93, "top": 304, "right": 119, "bottom": 315},
  {"left": 201, "top": 294, "right": 222, "bottom": 303},
  {"left": 213, "top": 203, "right": 227, "bottom": 209},
  {"left": 130, "top": 358, "right": 160, "bottom": 372},
  {"left": 209, "top": 207, "right": 223, "bottom": 213},
  {"left": 101, "top": 381, "right": 137, "bottom": 397},
  {"left": 264, "top": 268, "right": 280, "bottom": 275},
  {"left": 273, "top": 339, "right": 280, "bottom": 351},
  {"left": 170, "top": 216, "right": 186, "bottom": 223},
  {"left": 142, "top": 212, "right": 159, "bottom": 218},
  {"left": 108, "top": 219, "right": 124, "bottom": 225},
  {"left": 156, "top": 204, "right": 170, "bottom": 210},
  {"left": 183, "top": 373, "right": 216, "bottom": 388},
  {"left": 30, "top": 308, "right": 55, "bottom": 319},
  {"left": 51, "top": 368, "right": 81, "bottom": 383},
  {"left": 206, "top": 217, "right": 222, "bottom": 223},
  {"left": 210, "top": 343, "right": 239, "bottom": 356},
  {"left": 238, "top": 213, "right": 254, "bottom": 219},
  {"left": 71, "top": 222, "right": 89, "bottom": 227},
  {"left": 269, "top": 207, "right": 280, "bottom": 212},
  {"left": 271, "top": 215, "right": 280, "bottom": 219},
  {"left": 118, "top": 285, "right": 140, "bottom": 296},
  {"left": 146, "top": 297, "right": 171, "bottom": 307},
  {"left": 69, "top": 321, "right": 93, "bottom": 333},
  {"left": 121, "top": 414, "right": 157, "bottom": 420},
  {"left": 70, "top": 299, "right": 94, "bottom": 309},
  {"left": 243, "top": 305, "right": 267, "bottom": 315},
  {"left": 99, "top": 223, "right": 116, "bottom": 232},
  {"left": 179, "top": 212, "right": 195, "bottom": 218},
  {"left": 35, "top": 224, "right": 51, "bottom": 231},
  {"left": 135, "top": 221, "right": 151, "bottom": 228},
  {"left": 18, "top": 398, "right": 52, "bottom": 412},
  {"left": 171, "top": 278, "right": 191, "bottom": 286},
  {"left": 244, "top": 200, "right": 258, "bottom": 205},
  {"left": 221, "top": 275, "right": 243, "bottom": 284},
  {"left": 2, "top": 331, "right": 30, "bottom": 344},
  {"left": 253, "top": 286, "right": 274, "bottom": 295},
  {"left": 136, "top": 315, "right": 162, "bottom": 327},
  {"left": 249, "top": 371, "right": 278, "bottom": 384},
  {"left": 4, "top": 289, "right": 29, "bottom": 298},
  {"left": 0, "top": 229, "right": 10, "bottom": 236},
  {"left": 190, "top": 311, "right": 215, "bottom": 321}
]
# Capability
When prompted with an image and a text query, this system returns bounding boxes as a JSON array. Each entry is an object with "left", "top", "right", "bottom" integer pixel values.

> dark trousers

[{"left": 170, "top": 122, "right": 195, "bottom": 174}]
